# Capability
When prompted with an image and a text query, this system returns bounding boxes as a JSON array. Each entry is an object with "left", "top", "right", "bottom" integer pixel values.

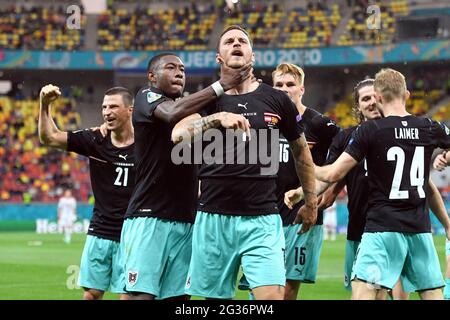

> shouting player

[{"left": 39, "top": 85, "right": 135, "bottom": 300}]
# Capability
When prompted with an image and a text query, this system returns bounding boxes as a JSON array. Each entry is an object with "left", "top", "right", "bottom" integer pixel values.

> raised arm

[
  {"left": 38, "top": 84, "right": 68, "bottom": 150},
  {"left": 155, "top": 63, "right": 252, "bottom": 124},
  {"left": 315, "top": 152, "right": 358, "bottom": 183},
  {"left": 289, "top": 134, "right": 318, "bottom": 234},
  {"left": 428, "top": 179, "right": 450, "bottom": 240}
]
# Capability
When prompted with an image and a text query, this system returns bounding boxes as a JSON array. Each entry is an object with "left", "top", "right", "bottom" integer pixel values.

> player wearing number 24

[
  {"left": 314, "top": 69, "right": 450, "bottom": 300},
  {"left": 38, "top": 85, "right": 136, "bottom": 300}
]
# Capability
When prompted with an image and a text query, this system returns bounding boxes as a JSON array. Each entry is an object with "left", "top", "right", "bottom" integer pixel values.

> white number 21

[{"left": 114, "top": 167, "right": 129, "bottom": 187}]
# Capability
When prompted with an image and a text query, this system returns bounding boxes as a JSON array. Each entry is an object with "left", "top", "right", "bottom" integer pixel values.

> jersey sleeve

[
  {"left": 325, "top": 129, "right": 347, "bottom": 165},
  {"left": 322, "top": 115, "right": 340, "bottom": 142},
  {"left": 278, "top": 93, "right": 304, "bottom": 141},
  {"left": 344, "top": 122, "right": 372, "bottom": 162},
  {"left": 67, "top": 129, "right": 101, "bottom": 157},
  {"left": 431, "top": 120, "right": 450, "bottom": 149},
  {"left": 133, "top": 89, "right": 171, "bottom": 124}
]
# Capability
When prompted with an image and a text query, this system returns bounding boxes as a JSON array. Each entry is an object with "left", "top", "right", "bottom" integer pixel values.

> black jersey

[
  {"left": 326, "top": 126, "right": 367, "bottom": 241},
  {"left": 125, "top": 86, "right": 198, "bottom": 223},
  {"left": 67, "top": 130, "right": 135, "bottom": 241},
  {"left": 198, "top": 83, "right": 303, "bottom": 216},
  {"left": 345, "top": 116, "right": 450, "bottom": 233},
  {"left": 277, "top": 108, "right": 340, "bottom": 225}
]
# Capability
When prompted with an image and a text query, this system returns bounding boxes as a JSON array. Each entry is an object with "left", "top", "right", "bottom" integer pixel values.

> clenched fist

[{"left": 40, "top": 84, "right": 61, "bottom": 106}]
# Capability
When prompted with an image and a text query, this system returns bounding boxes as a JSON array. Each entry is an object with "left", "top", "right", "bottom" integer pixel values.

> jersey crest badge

[
  {"left": 264, "top": 113, "right": 281, "bottom": 128},
  {"left": 147, "top": 91, "right": 162, "bottom": 104},
  {"left": 128, "top": 271, "right": 138, "bottom": 286},
  {"left": 401, "top": 121, "right": 408, "bottom": 127}
]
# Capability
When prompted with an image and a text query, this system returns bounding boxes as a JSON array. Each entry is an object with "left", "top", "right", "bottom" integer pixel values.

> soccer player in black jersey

[
  {"left": 172, "top": 26, "right": 318, "bottom": 300},
  {"left": 314, "top": 68, "right": 450, "bottom": 300},
  {"left": 286, "top": 78, "right": 449, "bottom": 300},
  {"left": 39, "top": 85, "right": 135, "bottom": 300},
  {"left": 121, "top": 53, "right": 252, "bottom": 300},
  {"left": 271, "top": 63, "right": 339, "bottom": 300}
]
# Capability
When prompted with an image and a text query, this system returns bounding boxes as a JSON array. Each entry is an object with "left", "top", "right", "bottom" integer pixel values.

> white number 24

[{"left": 387, "top": 146, "right": 425, "bottom": 199}]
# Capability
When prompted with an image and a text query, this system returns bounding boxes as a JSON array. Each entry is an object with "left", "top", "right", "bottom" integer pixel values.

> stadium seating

[
  {"left": 280, "top": 3, "right": 341, "bottom": 48},
  {"left": 0, "top": 5, "right": 85, "bottom": 50},
  {"left": 97, "top": 3, "right": 216, "bottom": 51},
  {"left": 0, "top": 95, "right": 91, "bottom": 203},
  {"left": 222, "top": 3, "right": 285, "bottom": 47},
  {"left": 337, "top": 0, "right": 409, "bottom": 46}
]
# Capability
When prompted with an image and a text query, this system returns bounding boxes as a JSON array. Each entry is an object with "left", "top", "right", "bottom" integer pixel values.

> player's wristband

[{"left": 211, "top": 81, "right": 224, "bottom": 97}]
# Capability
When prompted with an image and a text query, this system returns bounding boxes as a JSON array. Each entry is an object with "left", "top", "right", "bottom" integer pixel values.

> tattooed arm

[
  {"left": 289, "top": 134, "right": 318, "bottom": 234},
  {"left": 171, "top": 112, "right": 250, "bottom": 144}
]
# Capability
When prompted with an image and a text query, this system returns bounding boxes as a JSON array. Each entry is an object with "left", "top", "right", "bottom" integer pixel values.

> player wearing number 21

[
  {"left": 314, "top": 69, "right": 450, "bottom": 300},
  {"left": 39, "top": 85, "right": 135, "bottom": 300}
]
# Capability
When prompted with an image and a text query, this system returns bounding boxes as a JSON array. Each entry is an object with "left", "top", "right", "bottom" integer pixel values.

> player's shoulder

[
  {"left": 336, "top": 126, "right": 355, "bottom": 140},
  {"left": 420, "top": 117, "right": 450, "bottom": 132},
  {"left": 259, "top": 83, "right": 290, "bottom": 101},
  {"left": 352, "top": 120, "right": 379, "bottom": 137},
  {"left": 71, "top": 128, "right": 104, "bottom": 143},
  {"left": 307, "top": 108, "right": 335, "bottom": 125},
  {"left": 136, "top": 86, "right": 167, "bottom": 104}
]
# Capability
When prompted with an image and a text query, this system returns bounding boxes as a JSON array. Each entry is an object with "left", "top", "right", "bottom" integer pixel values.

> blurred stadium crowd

[
  {"left": 0, "top": 0, "right": 449, "bottom": 203},
  {"left": 0, "top": 0, "right": 429, "bottom": 51}
]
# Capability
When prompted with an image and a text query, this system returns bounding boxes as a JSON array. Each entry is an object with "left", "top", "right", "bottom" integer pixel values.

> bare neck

[
  {"left": 381, "top": 99, "right": 410, "bottom": 117},
  {"left": 111, "top": 122, "right": 134, "bottom": 148},
  {"left": 294, "top": 99, "right": 307, "bottom": 115},
  {"left": 225, "top": 77, "right": 259, "bottom": 95}
]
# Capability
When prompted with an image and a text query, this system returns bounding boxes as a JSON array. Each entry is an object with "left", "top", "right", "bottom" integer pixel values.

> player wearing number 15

[
  {"left": 314, "top": 68, "right": 450, "bottom": 300},
  {"left": 38, "top": 85, "right": 135, "bottom": 300}
]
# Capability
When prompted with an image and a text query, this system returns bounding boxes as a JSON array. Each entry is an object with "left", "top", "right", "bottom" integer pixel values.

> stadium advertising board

[{"left": 1, "top": 39, "right": 448, "bottom": 70}]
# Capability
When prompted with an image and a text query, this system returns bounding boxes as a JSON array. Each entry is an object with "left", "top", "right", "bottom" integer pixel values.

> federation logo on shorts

[
  {"left": 128, "top": 271, "right": 138, "bottom": 286},
  {"left": 344, "top": 275, "right": 350, "bottom": 287},
  {"left": 185, "top": 275, "right": 191, "bottom": 289},
  {"left": 264, "top": 113, "right": 281, "bottom": 128},
  {"left": 147, "top": 91, "right": 162, "bottom": 104}
]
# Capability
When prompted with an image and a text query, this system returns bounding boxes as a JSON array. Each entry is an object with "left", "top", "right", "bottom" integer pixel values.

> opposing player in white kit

[
  {"left": 323, "top": 202, "right": 337, "bottom": 241},
  {"left": 57, "top": 189, "right": 77, "bottom": 244}
]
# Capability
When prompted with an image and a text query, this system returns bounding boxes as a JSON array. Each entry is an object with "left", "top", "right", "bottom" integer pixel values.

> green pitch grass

[{"left": 0, "top": 232, "right": 447, "bottom": 300}]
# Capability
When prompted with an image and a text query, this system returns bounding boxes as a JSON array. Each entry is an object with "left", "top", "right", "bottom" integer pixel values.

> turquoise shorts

[
  {"left": 446, "top": 239, "right": 450, "bottom": 256},
  {"left": 77, "top": 235, "right": 125, "bottom": 293},
  {"left": 186, "top": 211, "right": 286, "bottom": 299},
  {"left": 344, "top": 240, "right": 360, "bottom": 291},
  {"left": 284, "top": 224, "right": 324, "bottom": 283},
  {"left": 352, "top": 232, "right": 445, "bottom": 292},
  {"left": 120, "top": 217, "right": 193, "bottom": 299}
]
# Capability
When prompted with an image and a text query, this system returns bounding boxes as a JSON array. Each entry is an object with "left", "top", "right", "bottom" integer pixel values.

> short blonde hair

[
  {"left": 374, "top": 68, "right": 407, "bottom": 103},
  {"left": 272, "top": 63, "right": 305, "bottom": 86}
]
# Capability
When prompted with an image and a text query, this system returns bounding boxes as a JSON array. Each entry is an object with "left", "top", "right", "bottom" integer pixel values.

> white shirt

[{"left": 58, "top": 196, "right": 77, "bottom": 219}]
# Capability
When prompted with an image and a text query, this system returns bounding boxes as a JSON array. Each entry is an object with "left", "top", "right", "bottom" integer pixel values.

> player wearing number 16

[
  {"left": 38, "top": 85, "right": 136, "bottom": 300},
  {"left": 314, "top": 69, "right": 450, "bottom": 300}
]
